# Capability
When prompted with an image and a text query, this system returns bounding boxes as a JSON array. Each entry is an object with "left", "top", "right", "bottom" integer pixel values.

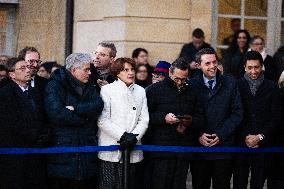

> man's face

[
  {"left": 245, "top": 60, "right": 262, "bottom": 80},
  {"left": 0, "top": 70, "right": 7, "bottom": 81},
  {"left": 169, "top": 68, "right": 188, "bottom": 89},
  {"left": 93, "top": 45, "right": 114, "bottom": 70},
  {"left": 192, "top": 37, "right": 204, "bottom": 50},
  {"left": 231, "top": 20, "right": 240, "bottom": 33},
  {"left": 9, "top": 60, "right": 32, "bottom": 85},
  {"left": 71, "top": 63, "right": 91, "bottom": 83},
  {"left": 25, "top": 51, "right": 41, "bottom": 76},
  {"left": 135, "top": 51, "right": 148, "bottom": 65},
  {"left": 198, "top": 54, "right": 218, "bottom": 79}
]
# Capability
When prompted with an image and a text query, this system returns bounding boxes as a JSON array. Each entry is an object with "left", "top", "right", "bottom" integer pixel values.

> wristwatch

[{"left": 257, "top": 134, "right": 265, "bottom": 141}]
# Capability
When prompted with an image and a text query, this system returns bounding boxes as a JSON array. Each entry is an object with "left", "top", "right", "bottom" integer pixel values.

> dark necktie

[
  {"left": 208, "top": 80, "right": 214, "bottom": 90},
  {"left": 23, "top": 90, "right": 36, "bottom": 112}
]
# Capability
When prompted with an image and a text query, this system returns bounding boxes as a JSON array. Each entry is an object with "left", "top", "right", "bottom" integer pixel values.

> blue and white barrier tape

[{"left": 0, "top": 145, "right": 284, "bottom": 154}]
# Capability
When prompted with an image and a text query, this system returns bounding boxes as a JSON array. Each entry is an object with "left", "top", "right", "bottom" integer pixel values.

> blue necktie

[{"left": 208, "top": 80, "right": 214, "bottom": 90}]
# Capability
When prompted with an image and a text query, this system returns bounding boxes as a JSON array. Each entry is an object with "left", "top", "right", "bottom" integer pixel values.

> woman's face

[
  {"left": 135, "top": 51, "right": 148, "bottom": 65},
  {"left": 136, "top": 66, "right": 148, "bottom": 81},
  {"left": 38, "top": 66, "right": 50, "bottom": 79},
  {"left": 117, "top": 63, "right": 135, "bottom": 86},
  {"left": 237, "top": 32, "right": 248, "bottom": 50},
  {"left": 250, "top": 38, "right": 264, "bottom": 53}
]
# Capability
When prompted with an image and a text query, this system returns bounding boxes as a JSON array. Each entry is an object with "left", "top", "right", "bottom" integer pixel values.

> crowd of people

[{"left": 0, "top": 26, "right": 284, "bottom": 189}]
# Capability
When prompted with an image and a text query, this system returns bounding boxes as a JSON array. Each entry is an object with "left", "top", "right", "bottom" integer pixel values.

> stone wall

[
  {"left": 73, "top": 0, "right": 213, "bottom": 66},
  {"left": 14, "top": 0, "right": 66, "bottom": 64}
]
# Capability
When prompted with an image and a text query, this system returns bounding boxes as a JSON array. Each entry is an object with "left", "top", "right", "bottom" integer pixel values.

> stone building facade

[{"left": 0, "top": 0, "right": 283, "bottom": 66}]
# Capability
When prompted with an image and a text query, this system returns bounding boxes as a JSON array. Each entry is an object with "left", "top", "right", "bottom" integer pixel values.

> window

[
  {"left": 212, "top": 0, "right": 282, "bottom": 58},
  {"left": 0, "top": 5, "right": 16, "bottom": 56}
]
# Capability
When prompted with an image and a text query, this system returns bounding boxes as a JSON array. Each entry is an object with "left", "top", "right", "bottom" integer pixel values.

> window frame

[
  {"left": 211, "top": 0, "right": 282, "bottom": 55},
  {"left": 0, "top": 5, "right": 16, "bottom": 56}
]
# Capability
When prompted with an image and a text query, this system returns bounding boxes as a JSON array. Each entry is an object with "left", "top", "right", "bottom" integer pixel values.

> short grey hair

[
  {"left": 98, "top": 42, "right": 117, "bottom": 58},
  {"left": 65, "top": 53, "right": 92, "bottom": 71}
]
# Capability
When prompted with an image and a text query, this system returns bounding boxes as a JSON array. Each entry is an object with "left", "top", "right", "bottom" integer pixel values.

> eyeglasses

[
  {"left": 27, "top": 59, "right": 42, "bottom": 64},
  {"left": 172, "top": 77, "right": 187, "bottom": 83},
  {"left": 93, "top": 52, "right": 110, "bottom": 58},
  {"left": 152, "top": 73, "right": 165, "bottom": 78},
  {"left": 15, "top": 66, "right": 31, "bottom": 71},
  {"left": 252, "top": 43, "right": 263, "bottom": 46}
]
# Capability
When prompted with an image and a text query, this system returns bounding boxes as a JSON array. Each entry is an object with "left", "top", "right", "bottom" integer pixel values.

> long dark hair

[{"left": 228, "top": 29, "right": 251, "bottom": 53}]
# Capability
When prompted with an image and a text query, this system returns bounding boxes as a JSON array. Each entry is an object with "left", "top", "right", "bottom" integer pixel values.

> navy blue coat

[
  {"left": 0, "top": 81, "right": 49, "bottom": 189},
  {"left": 236, "top": 78, "right": 280, "bottom": 146},
  {"left": 45, "top": 68, "right": 104, "bottom": 180},
  {"left": 189, "top": 72, "right": 243, "bottom": 159}
]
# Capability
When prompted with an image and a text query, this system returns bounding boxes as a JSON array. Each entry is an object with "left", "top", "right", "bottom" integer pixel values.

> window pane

[
  {"left": 245, "top": 0, "right": 267, "bottom": 17},
  {"left": 244, "top": 19, "right": 267, "bottom": 40},
  {"left": 218, "top": 0, "right": 241, "bottom": 15},
  {"left": 217, "top": 17, "right": 239, "bottom": 46},
  {"left": 0, "top": 11, "right": 7, "bottom": 30}
]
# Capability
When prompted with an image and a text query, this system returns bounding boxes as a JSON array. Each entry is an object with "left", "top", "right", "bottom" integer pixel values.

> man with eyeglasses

[
  {"left": 18, "top": 46, "right": 48, "bottom": 94},
  {"left": 0, "top": 57, "right": 49, "bottom": 189},
  {"left": 44, "top": 53, "right": 103, "bottom": 189},
  {"left": 90, "top": 42, "right": 116, "bottom": 90},
  {"left": 144, "top": 58, "right": 204, "bottom": 189},
  {"left": 189, "top": 48, "right": 243, "bottom": 189}
]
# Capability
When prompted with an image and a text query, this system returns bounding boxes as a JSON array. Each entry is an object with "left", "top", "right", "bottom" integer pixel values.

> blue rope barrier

[{"left": 0, "top": 145, "right": 284, "bottom": 154}]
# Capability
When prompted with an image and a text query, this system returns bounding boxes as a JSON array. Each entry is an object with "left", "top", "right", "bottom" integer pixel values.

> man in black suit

[
  {"left": 18, "top": 46, "right": 48, "bottom": 93},
  {"left": 0, "top": 57, "right": 49, "bottom": 189},
  {"left": 233, "top": 51, "right": 280, "bottom": 189},
  {"left": 189, "top": 48, "right": 243, "bottom": 189}
]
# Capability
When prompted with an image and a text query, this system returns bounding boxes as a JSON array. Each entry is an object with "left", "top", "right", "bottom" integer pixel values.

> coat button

[{"left": 133, "top": 107, "right": 136, "bottom": 110}]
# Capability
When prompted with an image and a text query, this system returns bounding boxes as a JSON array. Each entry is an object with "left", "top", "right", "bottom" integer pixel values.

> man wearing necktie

[
  {"left": 18, "top": 46, "right": 48, "bottom": 96},
  {"left": 0, "top": 57, "right": 49, "bottom": 189},
  {"left": 189, "top": 48, "right": 243, "bottom": 189}
]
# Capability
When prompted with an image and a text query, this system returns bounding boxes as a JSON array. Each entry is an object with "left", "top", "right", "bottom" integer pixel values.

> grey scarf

[{"left": 244, "top": 73, "right": 264, "bottom": 96}]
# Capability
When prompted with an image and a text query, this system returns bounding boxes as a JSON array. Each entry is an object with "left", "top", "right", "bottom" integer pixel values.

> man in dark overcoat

[
  {"left": 189, "top": 48, "right": 243, "bottom": 189},
  {"left": 45, "top": 53, "right": 104, "bottom": 189},
  {"left": 0, "top": 57, "right": 49, "bottom": 189},
  {"left": 145, "top": 58, "right": 204, "bottom": 189},
  {"left": 233, "top": 51, "right": 280, "bottom": 189}
]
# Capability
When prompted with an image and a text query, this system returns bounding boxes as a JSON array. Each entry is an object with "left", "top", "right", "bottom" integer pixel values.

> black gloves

[{"left": 118, "top": 132, "right": 138, "bottom": 151}]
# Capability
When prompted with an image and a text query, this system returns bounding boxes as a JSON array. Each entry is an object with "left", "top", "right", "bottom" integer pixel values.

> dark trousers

[
  {"left": 191, "top": 159, "right": 232, "bottom": 189},
  {"left": 267, "top": 179, "right": 284, "bottom": 189},
  {"left": 98, "top": 160, "right": 140, "bottom": 189},
  {"left": 144, "top": 158, "right": 190, "bottom": 189},
  {"left": 233, "top": 154, "right": 268, "bottom": 189},
  {"left": 48, "top": 177, "right": 96, "bottom": 189}
]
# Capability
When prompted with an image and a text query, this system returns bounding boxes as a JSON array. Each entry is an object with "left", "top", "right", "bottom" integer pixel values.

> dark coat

[
  {"left": 179, "top": 42, "right": 212, "bottom": 63},
  {"left": 273, "top": 48, "right": 284, "bottom": 80},
  {"left": 145, "top": 77, "right": 204, "bottom": 159},
  {"left": 45, "top": 68, "right": 104, "bottom": 180},
  {"left": 269, "top": 87, "right": 284, "bottom": 180},
  {"left": 223, "top": 49, "right": 246, "bottom": 79},
  {"left": 0, "top": 81, "right": 49, "bottom": 189},
  {"left": 263, "top": 55, "right": 278, "bottom": 81},
  {"left": 236, "top": 77, "right": 280, "bottom": 146},
  {"left": 33, "top": 74, "right": 48, "bottom": 94},
  {"left": 189, "top": 72, "right": 243, "bottom": 159},
  {"left": 89, "top": 63, "right": 115, "bottom": 91}
]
